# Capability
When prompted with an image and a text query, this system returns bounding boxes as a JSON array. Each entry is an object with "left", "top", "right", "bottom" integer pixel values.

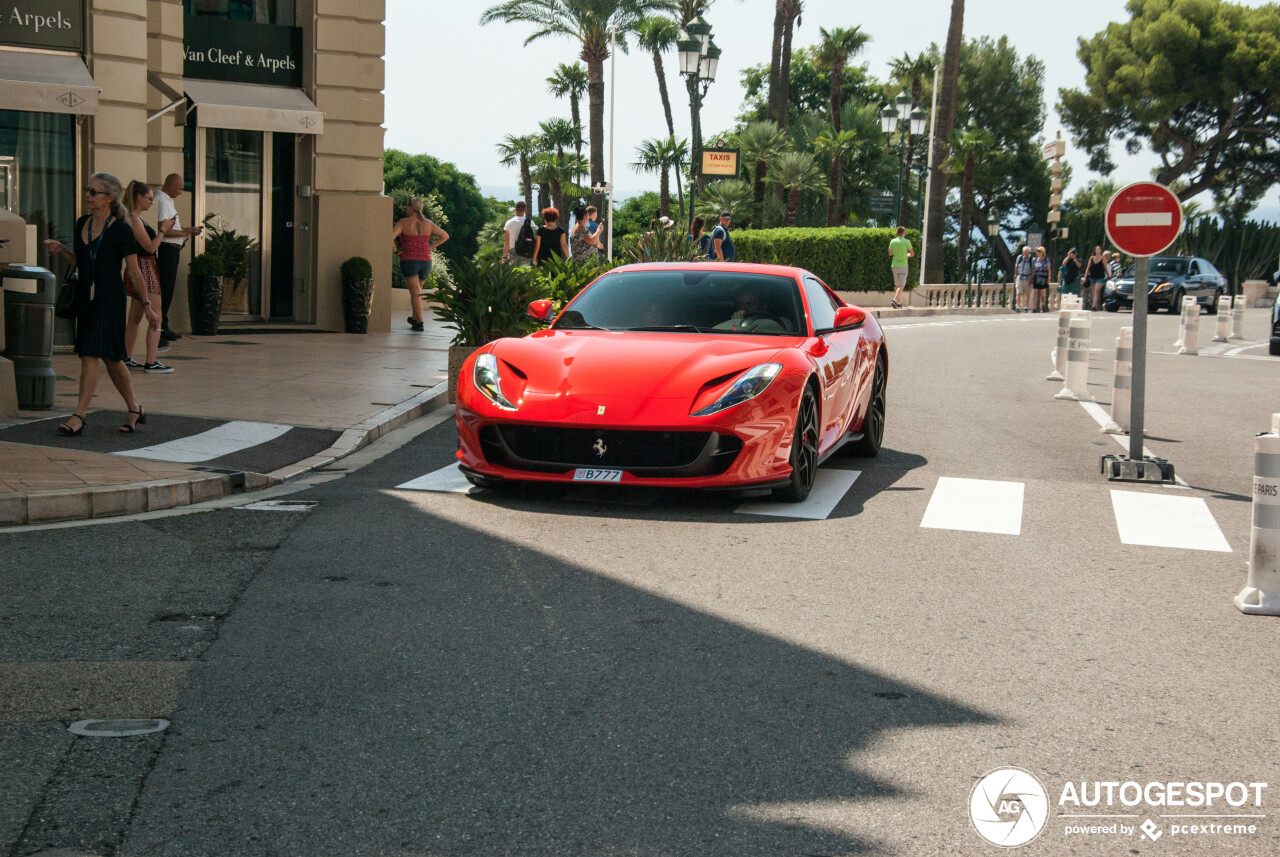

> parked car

[
  {"left": 1103, "top": 255, "right": 1228, "bottom": 314},
  {"left": 1270, "top": 297, "right": 1279, "bottom": 356}
]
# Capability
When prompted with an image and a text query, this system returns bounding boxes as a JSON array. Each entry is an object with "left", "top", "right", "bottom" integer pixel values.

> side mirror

[
  {"left": 527, "top": 299, "right": 555, "bottom": 324},
  {"left": 833, "top": 306, "right": 866, "bottom": 328}
]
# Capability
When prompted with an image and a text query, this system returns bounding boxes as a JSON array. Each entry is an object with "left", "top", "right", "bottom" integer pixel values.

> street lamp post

[
  {"left": 880, "top": 91, "right": 928, "bottom": 228},
  {"left": 678, "top": 16, "right": 720, "bottom": 226},
  {"left": 986, "top": 220, "right": 1001, "bottom": 284}
]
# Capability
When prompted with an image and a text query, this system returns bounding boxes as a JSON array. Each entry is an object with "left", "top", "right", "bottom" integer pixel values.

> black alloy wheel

[
  {"left": 848, "top": 353, "right": 887, "bottom": 457},
  {"left": 1207, "top": 289, "right": 1222, "bottom": 314},
  {"left": 774, "top": 386, "right": 820, "bottom": 502},
  {"left": 1170, "top": 288, "right": 1184, "bottom": 313}
]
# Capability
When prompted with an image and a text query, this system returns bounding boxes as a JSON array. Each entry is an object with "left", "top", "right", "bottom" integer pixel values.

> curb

[{"left": 0, "top": 381, "right": 451, "bottom": 527}]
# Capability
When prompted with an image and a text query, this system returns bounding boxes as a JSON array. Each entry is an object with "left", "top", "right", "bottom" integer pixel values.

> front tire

[
  {"left": 1207, "top": 290, "right": 1221, "bottom": 314},
  {"left": 847, "top": 353, "right": 886, "bottom": 457},
  {"left": 773, "top": 386, "right": 820, "bottom": 502},
  {"left": 1170, "top": 289, "right": 1184, "bottom": 313}
]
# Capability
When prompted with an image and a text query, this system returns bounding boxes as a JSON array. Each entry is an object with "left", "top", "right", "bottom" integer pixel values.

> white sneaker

[
  {"left": 144, "top": 361, "right": 173, "bottom": 374},
  {"left": 123, "top": 358, "right": 144, "bottom": 370}
]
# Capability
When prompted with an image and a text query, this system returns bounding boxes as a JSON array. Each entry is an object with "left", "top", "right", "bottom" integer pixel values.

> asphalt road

[{"left": 1, "top": 308, "right": 1277, "bottom": 857}]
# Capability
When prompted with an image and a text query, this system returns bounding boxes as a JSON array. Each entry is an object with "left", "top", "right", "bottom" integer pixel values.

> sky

[{"left": 384, "top": 0, "right": 1278, "bottom": 218}]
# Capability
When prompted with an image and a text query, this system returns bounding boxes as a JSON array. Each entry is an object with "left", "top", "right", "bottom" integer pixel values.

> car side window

[
  {"left": 802, "top": 277, "right": 839, "bottom": 332},
  {"left": 1189, "top": 261, "right": 1200, "bottom": 276}
]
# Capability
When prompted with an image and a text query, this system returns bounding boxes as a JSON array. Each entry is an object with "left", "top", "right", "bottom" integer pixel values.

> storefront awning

[
  {"left": 0, "top": 51, "right": 99, "bottom": 115},
  {"left": 183, "top": 79, "right": 323, "bottom": 135}
]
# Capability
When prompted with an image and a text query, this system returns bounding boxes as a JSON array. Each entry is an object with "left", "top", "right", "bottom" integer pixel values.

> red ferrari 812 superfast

[{"left": 454, "top": 262, "right": 887, "bottom": 502}]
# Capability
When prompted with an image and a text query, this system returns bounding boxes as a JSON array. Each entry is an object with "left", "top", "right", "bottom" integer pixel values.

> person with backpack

[{"left": 502, "top": 201, "right": 535, "bottom": 267}]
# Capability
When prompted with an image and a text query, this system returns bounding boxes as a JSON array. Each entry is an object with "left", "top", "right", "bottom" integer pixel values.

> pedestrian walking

[
  {"left": 688, "top": 215, "right": 710, "bottom": 258},
  {"left": 583, "top": 205, "right": 603, "bottom": 258},
  {"left": 1032, "top": 246, "right": 1051, "bottom": 312},
  {"left": 502, "top": 201, "right": 534, "bottom": 266},
  {"left": 888, "top": 226, "right": 913, "bottom": 308},
  {"left": 711, "top": 212, "right": 734, "bottom": 262},
  {"left": 1085, "top": 245, "right": 1107, "bottom": 311},
  {"left": 1105, "top": 250, "right": 1123, "bottom": 281},
  {"left": 1060, "top": 247, "right": 1081, "bottom": 296},
  {"left": 392, "top": 197, "right": 449, "bottom": 332},
  {"left": 153, "top": 173, "right": 200, "bottom": 342},
  {"left": 41, "top": 172, "right": 148, "bottom": 435},
  {"left": 569, "top": 205, "right": 596, "bottom": 263},
  {"left": 1014, "top": 245, "right": 1034, "bottom": 313},
  {"left": 533, "top": 207, "right": 568, "bottom": 266},
  {"left": 121, "top": 181, "right": 173, "bottom": 373}
]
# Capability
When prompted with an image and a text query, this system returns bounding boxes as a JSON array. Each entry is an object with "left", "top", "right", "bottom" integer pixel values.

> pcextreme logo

[{"left": 970, "top": 768, "right": 1269, "bottom": 847}]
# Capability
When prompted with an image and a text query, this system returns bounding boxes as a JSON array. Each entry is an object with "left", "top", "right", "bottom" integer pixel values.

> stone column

[{"left": 89, "top": 0, "right": 149, "bottom": 185}]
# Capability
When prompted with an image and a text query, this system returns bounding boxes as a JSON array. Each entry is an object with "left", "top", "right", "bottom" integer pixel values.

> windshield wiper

[{"left": 625, "top": 324, "right": 713, "bottom": 333}]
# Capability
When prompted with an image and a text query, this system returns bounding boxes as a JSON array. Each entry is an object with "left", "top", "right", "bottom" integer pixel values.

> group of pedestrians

[
  {"left": 40, "top": 172, "right": 200, "bottom": 437},
  {"left": 1060, "top": 245, "right": 1124, "bottom": 310}
]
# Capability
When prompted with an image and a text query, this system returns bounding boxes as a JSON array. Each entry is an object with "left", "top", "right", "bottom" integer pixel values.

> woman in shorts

[{"left": 392, "top": 197, "right": 449, "bottom": 332}]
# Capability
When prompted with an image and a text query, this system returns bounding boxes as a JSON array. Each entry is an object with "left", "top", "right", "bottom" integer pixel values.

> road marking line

[
  {"left": 737, "top": 469, "right": 860, "bottom": 520},
  {"left": 116, "top": 420, "right": 293, "bottom": 463},
  {"left": 920, "top": 477, "right": 1024, "bottom": 535},
  {"left": 1078, "top": 401, "right": 1189, "bottom": 488},
  {"left": 395, "top": 462, "right": 474, "bottom": 493},
  {"left": 1110, "top": 490, "right": 1231, "bottom": 552}
]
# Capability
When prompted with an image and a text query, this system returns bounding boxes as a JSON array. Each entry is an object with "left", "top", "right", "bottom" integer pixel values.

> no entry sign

[{"left": 1105, "top": 182, "right": 1183, "bottom": 257}]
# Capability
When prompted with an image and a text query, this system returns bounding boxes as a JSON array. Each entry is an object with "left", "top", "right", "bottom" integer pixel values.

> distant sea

[{"left": 481, "top": 185, "right": 646, "bottom": 205}]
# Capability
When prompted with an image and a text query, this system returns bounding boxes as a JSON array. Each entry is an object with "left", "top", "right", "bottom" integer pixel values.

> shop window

[
  {"left": 0, "top": 110, "right": 75, "bottom": 275},
  {"left": 184, "top": 0, "right": 296, "bottom": 26}
]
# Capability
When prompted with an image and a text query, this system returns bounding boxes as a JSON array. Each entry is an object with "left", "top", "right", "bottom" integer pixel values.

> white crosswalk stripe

[
  {"left": 919, "top": 476, "right": 1025, "bottom": 535},
  {"left": 735, "top": 469, "right": 860, "bottom": 520},
  {"left": 118, "top": 420, "right": 293, "bottom": 463},
  {"left": 395, "top": 463, "right": 474, "bottom": 493},
  {"left": 1110, "top": 490, "right": 1232, "bottom": 552}
]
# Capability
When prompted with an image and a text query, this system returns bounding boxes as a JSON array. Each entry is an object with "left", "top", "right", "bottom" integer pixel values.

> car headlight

[
  {"left": 473, "top": 352, "right": 517, "bottom": 410},
  {"left": 1151, "top": 281, "right": 1173, "bottom": 293},
  {"left": 690, "top": 363, "right": 782, "bottom": 417}
]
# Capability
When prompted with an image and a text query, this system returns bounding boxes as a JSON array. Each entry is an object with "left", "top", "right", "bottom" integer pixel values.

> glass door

[{"left": 203, "top": 127, "right": 263, "bottom": 318}]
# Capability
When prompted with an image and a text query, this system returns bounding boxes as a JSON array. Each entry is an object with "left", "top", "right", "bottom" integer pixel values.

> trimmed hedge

[{"left": 731, "top": 227, "right": 922, "bottom": 292}]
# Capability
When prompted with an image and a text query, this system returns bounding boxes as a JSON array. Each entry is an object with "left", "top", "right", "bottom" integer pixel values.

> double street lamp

[
  {"left": 677, "top": 15, "right": 720, "bottom": 224},
  {"left": 879, "top": 89, "right": 927, "bottom": 229}
]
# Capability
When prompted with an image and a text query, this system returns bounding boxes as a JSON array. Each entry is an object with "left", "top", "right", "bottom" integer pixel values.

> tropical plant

[
  {"left": 496, "top": 133, "right": 541, "bottom": 214},
  {"left": 632, "top": 135, "right": 688, "bottom": 219},
  {"left": 482, "top": 0, "right": 674, "bottom": 200},
  {"left": 888, "top": 50, "right": 937, "bottom": 109},
  {"left": 633, "top": 15, "right": 680, "bottom": 138},
  {"left": 531, "top": 151, "right": 590, "bottom": 216},
  {"left": 814, "top": 127, "right": 858, "bottom": 227},
  {"left": 766, "top": 151, "right": 829, "bottom": 227},
  {"left": 546, "top": 62, "right": 589, "bottom": 157},
  {"left": 696, "top": 179, "right": 754, "bottom": 221},
  {"left": 942, "top": 127, "right": 993, "bottom": 279},
  {"left": 539, "top": 117, "right": 582, "bottom": 160},
  {"left": 427, "top": 257, "right": 549, "bottom": 347},
  {"left": 339, "top": 256, "right": 373, "bottom": 281},
  {"left": 187, "top": 252, "right": 222, "bottom": 278},
  {"left": 923, "top": 0, "right": 965, "bottom": 284},
  {"left": 201, "top": 215, "right": 256, "bottom": 283},
  {"left": 813, "top": 25, "right": 869, "bottom": 133},
  {"left": 615, "top": 219, "right": 706, "bottom": 263},
  {"left": 767, "top": 0, "right": 804, "bottom": 129},
  {"left": 733, "top": 120, "right": 790, "bottom": 215},
  {"left": 528, "top": 253, "right": 621, "bottom": 306}
]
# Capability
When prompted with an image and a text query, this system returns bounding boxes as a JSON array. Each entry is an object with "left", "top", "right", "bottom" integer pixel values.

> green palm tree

[
  {"left": 813, "top": 26, "right": 869, "bottom": 133},
  {"left": 532, "top": 151, "right": 591, "bottom": 215},
  {"left": 696, "top": 178, "right": 753, "bottom": 222},
  {"left": 942, "top": 127, "right": 993, "bottom": 278},
  {"left": 546, "top": 63, "right": 589, "bottom": 157},
  {"left": 632, "top": 135, "right": 688, "bottom": 219},
  {"left": 633, "top": 16, "right": 680, "bottom": 138},
  {"left": 814, "top": 127, "right": 859, "bottom": 227},
  {"left": 539, "top": 117, "right": 582, "bottom": 160},
  {"left": 732, "top": 120, "right": 790, "bottom": 214},
  {"left": 767, "top": 0, "right": 803, "bottom": 129},
  {"left": 766, "top": 151, "right": 830, "bottom": 226},
  {"left": 496, "top": 133, "right": 542, "bottom": 214},
  {"left": 482, "top": 0, "right": 674, "bottom": 198},
  {"left": 924, "top": 0, "right": 965, "bottom": 285},
  {"left": 889, "top": 50, "right": 937, "bottom": 107}
]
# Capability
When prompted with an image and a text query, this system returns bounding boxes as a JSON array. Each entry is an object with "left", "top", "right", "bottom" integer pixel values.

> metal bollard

[
  {"left": 1054, "top": 312, "right": 1093, "bottom": 401},
  {"left": 1229, "top": 295, "right": 1245, "bottom": 340},
  {"left": 0, "top": 265, "right": 57, "bottom": 409},
  {"left": 1102, "top": 327, "right": 1132, "bottom": 434},
  {"left": 1212, "top": 296, "right": 1231, "bottom": 341},
  {"left": 1178, "top": 302, "right": 1200, "bottom": 355},
  {"left": 1235, "top": 415, "right": 1280, "bottom": 616},
  {"left": 1047, "top": 308, "right": 1070, "bottom": 381}
]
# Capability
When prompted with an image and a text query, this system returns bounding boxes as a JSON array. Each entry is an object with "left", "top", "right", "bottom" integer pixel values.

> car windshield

[
  {"left": 1121, "top": 257, "right": 1188, "bottom": 278},
  {"left": 553, "top": 269, "right": 808, "bottom": 336}
]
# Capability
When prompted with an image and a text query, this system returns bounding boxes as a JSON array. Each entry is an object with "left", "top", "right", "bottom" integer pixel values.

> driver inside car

[{"left": 714, "top": 285, "right": 786, "bottom": 333}]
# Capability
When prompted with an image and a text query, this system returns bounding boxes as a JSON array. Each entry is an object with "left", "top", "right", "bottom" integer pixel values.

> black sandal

[
  {"left": 119, "top": 405, "right": 145, "bottom": 433},
  {"left": 58, "top": 413, "right": 87, "bottom": 436}
]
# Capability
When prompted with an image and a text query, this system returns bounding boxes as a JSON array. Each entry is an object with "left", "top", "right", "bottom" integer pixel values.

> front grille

[{"left": 479, "top": 425, "right": 743, "bottom": 476}]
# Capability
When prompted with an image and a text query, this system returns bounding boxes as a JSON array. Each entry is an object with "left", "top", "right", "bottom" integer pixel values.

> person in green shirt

[{"left": 888, "top": 226, "right": 914, "bottom": 308}]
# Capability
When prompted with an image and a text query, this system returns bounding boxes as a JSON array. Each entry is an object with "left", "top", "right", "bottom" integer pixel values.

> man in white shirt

[
  {"left": 502, "top": 201, "right": 532, "bottom": 267},
  {"left": 155, "top": 173, "right": 202, "bottom": 339}
]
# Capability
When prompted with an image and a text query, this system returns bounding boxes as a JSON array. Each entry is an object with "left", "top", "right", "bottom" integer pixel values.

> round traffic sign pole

[{"left": 1102, "top": 182, "right": 1183, "bottom": 482}]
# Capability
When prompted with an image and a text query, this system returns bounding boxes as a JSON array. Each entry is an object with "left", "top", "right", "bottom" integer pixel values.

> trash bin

[{"left": 1, "top": 265, "right": 57, "bottom": 409}]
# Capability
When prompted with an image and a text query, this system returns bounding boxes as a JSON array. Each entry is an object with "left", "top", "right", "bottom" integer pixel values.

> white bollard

[
  {"left": 1235, "top": 416, "right": 1280, "bottom": 616},
  {"left": 1178, "top": 302, "right": 1200, "bottom": 355},
  {"left": 1212, "top": 296, "right": 1231, "bottom": 341},
  {"left": 1229, "top": 295, "right": 1245, "bottom": 340},
  {"left": 1102, "top": 327, "right": 1133, "bottom": 434},
  {"left": 1054, "top": 312, "right": 1093, "bottom": 401},
  {"left": 1061, "top": 295, "right": 1082, "bottom": 311},
  {"left": 1174, "top": 295, "right": 1196, "bottom": 348},
  {"left": 1047, "top": 308, "right": 1070, "bottom": 381}
]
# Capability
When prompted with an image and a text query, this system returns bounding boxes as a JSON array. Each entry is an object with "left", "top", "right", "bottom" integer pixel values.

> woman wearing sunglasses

[{"left": 42, "top": 172, "right": 148, "bottom": 435}]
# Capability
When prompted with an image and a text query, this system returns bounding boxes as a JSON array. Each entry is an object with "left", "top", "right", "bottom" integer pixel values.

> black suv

[{"left": 1104, "top": 255, "right": 1228, "bottom": 313}]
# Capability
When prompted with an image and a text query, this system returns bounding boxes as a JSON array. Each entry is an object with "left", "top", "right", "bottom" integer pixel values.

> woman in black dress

[
  {"left": 42, "top": 172, "right": 148, "bottom": 435},
  {"left": 532, "top": 207, "right": 568, "bottom": 266}
]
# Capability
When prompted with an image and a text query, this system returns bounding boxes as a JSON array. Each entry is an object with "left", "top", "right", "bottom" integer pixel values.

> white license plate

[{"left": 572, "top": 468, "right": 624, "bottom": 483}]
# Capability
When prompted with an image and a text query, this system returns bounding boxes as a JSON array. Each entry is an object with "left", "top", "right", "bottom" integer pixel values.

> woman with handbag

[{"left": 42, "top": 172, "right": 148, "bottom": 435}]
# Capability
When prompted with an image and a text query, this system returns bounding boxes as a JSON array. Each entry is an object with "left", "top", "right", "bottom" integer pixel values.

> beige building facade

[{"left": 0, "top": 0, "right": 391, "bottom": 335}]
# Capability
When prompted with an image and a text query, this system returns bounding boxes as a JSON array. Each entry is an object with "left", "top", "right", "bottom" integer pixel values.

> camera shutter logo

[{"left": 969, "top": 767, "right": 1049, "bottom": 847}]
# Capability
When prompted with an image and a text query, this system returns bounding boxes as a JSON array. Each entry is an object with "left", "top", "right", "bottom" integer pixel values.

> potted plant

[
  {"left": 202, "top": 215, "right": 256, "bottom": 314},
  {"left": 186, "top": 252, "right": 223, "bottom": 335},
  {"left": 340, "top": 256, "right": 375, "bottom": 334},
  {"left": 426, "top": 258, "right": 548, "bottom": 402}
]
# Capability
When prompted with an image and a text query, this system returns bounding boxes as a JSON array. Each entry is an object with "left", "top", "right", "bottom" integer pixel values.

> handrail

[{"left": 912, "top": 283, "right": 1063, "bottom": 310}]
